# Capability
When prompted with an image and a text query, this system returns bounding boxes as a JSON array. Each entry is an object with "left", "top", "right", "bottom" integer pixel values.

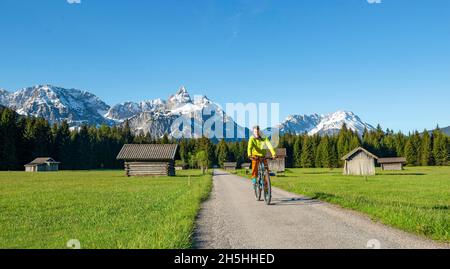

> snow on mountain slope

[
  {"left": 0, "top": 88, "right": 10, "bottom": 105},
  {"left": 278, "top": 110, "right": 374, "bottom": 135},
  {"left": 1, "top": 84, "right": 377, "bottom": 139},
  {"left": 167, "top": 86, "right": 192, "bottom": 109},
  {"left": 0, "top": 84, "right": 248, "bottom": 139},
  {"left": 0, "top": 85, "right": 111, "bottom": 126},
  {"left": 105, "top": 98, "right": 166, "bottom": 122},
  {"left": 278, "top": 114, "right": 322, "bottom": 134},
  {"left": 122, "top": 87, "right": 248, "bottom": 139}
]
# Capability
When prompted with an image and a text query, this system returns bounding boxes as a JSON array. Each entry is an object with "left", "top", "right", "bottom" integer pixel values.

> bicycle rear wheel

[{"left": 263, "top": 170, "right": 272, "bottom": 205}]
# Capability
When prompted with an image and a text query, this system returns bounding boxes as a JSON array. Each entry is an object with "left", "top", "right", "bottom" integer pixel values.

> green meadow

[
  {"left": 0, "top": 170, "right": 212, "bottom": 249},
  {"left": 239, "top": 166, "right": 450, "bottom": 242}
]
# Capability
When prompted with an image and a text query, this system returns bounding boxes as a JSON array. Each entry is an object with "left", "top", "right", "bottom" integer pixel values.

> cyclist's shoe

[{"left": 251, "top": 178, "right": 257, "bottom": 187}]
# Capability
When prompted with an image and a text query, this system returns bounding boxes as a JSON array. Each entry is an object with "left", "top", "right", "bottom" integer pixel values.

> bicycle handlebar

[{"left": 250, "top": 156, "right": 277, "bottom": 160}]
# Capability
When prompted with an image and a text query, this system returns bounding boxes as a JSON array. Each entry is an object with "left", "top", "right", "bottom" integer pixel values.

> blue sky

[{"left": 0, "top": 0, "right": 449, "bottom": 132}]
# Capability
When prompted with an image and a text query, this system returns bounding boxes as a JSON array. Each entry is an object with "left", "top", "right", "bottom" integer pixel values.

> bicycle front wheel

[{"left": 263, "top": 171, "right": 272, "bottom": 205}]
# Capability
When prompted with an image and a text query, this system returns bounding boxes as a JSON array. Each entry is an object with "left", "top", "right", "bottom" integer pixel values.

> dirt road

[{"left": 194, "top": 170, "right": 447, "bottom": 249}]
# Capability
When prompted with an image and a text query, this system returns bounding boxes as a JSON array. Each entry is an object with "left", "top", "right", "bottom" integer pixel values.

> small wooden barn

[
  {"left": 341, "top": 147, "right": 379, "bottom": 176},
  {"left": 265, "top": 148, "right": 287, "bottom": 173},
  {"left": 116, "top": 144, "right": 178, "bottom": 177},
  {"left": 241, "top": 163, "right": 251, "bottom": 169},
  {"left": 378, "top": 157, "right": 406, "bottom": 171},
  {"left": 175, "top": 165, "right": 184, "bottom": 171},
  {"left": 241, "top": 162, "right": 251, "bottom": 174},
  {"left": 25, "top": 157, "right": 60, "bottom": 172},
  {"left": 223, "top": 162, "right": 237, "bottom": 171}
]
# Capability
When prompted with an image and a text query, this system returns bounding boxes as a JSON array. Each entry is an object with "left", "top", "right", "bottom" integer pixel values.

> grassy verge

[
  {"left": 237, "top": 166, "right": 450, "bottom": 242},
  {"left": 0, "top": 170, "right": 212, "bottom": 249}
]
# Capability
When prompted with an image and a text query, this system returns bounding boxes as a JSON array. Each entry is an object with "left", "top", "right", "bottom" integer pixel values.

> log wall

[{"left": 124, "top": 161, "right": 175, "bottom": 177}]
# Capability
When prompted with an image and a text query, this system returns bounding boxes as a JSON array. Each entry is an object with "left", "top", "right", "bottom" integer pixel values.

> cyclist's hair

[{"left": 253, "top": 125, "right": 262, "bottom": 138}]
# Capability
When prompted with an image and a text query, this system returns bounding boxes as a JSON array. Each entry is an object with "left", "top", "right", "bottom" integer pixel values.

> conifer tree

[
  {"left": 301, "top": 135, "right": 314, "bottom": 168},
  {"left": 433, "top": 129, "right": 448, "bottom": 166},
  {"left": 216, "top": 139, "right": 230, "bottom": 167},
  {"left": 420, "top": 130, "right": 433, "bottom": 166},
  {"left": 405, "top": 132, "right": 421, "bottom": 166},
  {"left": 293, "top": 136, "right": 303, "bottom": 168},
  {"left": 53, "top": 121, "right": 72, "bottom": 169},
  {"left": 0, "top": 108, "right": 18, "bottom": 170},
  {"left": 337, "top": 124, "right": 350, "bottom": 166}
]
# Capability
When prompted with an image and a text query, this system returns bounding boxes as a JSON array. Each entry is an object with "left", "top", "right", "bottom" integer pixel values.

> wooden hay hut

[
  {"left": 378, "top": 157, "right": 406, "bottom": 171},
  {"left": 341, "top": 147, "right": 378, "bottom": 176},
  {"left": 266, "top": 148, "right": 287, "bottom": 173},
  {"left": 241, "top": 163, "right": 251, "bottom": 169},
  {"left": 241, "top": 162, "right": 251, "bottom": 174},
  {"left": 24, "top": 157, "right": 60, "bottom": 172},
  {"left": 116, "top": 144, "right": 178, "bottom": 177},
  {"left": 223, "top": 162, "right": 237, "bottom": 171}
]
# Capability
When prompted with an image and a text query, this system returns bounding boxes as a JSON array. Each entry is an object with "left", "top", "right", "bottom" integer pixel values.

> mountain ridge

[
  {"left": 1, "top": 84, "right": 383, "bottom": 138},
  {"left": 277, "top": 110, "right": 376, "bottom": 136}
]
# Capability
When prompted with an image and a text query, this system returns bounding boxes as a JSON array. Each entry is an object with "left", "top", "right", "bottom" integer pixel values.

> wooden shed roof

[
  {"left": 116, "top": 144, "right": 178, "bottom": 161},
  {"left": 25, "top": 157, "right": 60, "bottom": 166},
  {"left": 341, "top": 147, "right": 379, "bottom": 161},
  {"left": 378, "top": 157, "right": 407, "bottom": 164}
]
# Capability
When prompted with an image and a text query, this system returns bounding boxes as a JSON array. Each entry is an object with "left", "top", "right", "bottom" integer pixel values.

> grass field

[
  {"left": 0, "top": 170, "right": 212, "bottom": 249},
  {"left": 238, "top": 166, "right": 450, "bottom": 242}
]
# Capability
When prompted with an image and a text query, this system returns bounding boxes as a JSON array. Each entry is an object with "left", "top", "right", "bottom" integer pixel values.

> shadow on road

[{"left": 270, "top": 197, "right": 322, "bottom": 206}]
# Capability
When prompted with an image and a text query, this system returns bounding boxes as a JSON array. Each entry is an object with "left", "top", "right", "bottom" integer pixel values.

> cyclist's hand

[{"left": 272, "top": 155, "right": 278, "bottom": 160}]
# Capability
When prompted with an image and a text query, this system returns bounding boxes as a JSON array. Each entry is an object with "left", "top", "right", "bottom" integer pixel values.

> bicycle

[{"left": 251, "top": 156, "right": 273, "bottom": 205}]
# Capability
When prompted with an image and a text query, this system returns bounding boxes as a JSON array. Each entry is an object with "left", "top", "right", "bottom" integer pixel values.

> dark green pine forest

[{"left": 0, "top": 106, "right": 448, "bottom": 171}]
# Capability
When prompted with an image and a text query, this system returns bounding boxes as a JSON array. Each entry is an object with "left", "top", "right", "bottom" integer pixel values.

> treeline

[
  {"left": 0, "top": 106, "right": 449, "bottom": 171},
  {"left": 0, "top": 106, "right": 135, "bottom": 170},
  {"left": 174, "top": 124, "right": 450, "bottom": 169},
  {"left": 278, "top": 125, "right": 449, "bottom": 168}
]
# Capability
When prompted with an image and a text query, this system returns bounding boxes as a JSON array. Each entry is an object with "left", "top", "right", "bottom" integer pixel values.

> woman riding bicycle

[{"left": 247, "top": 126, "right": 277, "bottom": 187}]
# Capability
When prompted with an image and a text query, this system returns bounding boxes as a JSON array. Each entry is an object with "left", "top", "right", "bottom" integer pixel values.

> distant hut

[
  {"left": 341, "top": 147, "right": 378, "bottom": 176},
  {"left": 116, "top": 144, "right": 178, "bottom": 177},
  {"left": 241, "top": 162, "right": 251, "bottom": 174},
  {"left": 378, "top": 157, "right": 406, "bottom": 171},
  {"left": 266, "top": 148, "right": 287, "bottom": 173},
  {"left": 175, "top": 165, "right": 184, "bottom": 171},
  {"left": 223, "top": 162, "right": 237, "bottom": 171},
  {"left": 25, "top": 157, "right": 60, "bottom": 172}
]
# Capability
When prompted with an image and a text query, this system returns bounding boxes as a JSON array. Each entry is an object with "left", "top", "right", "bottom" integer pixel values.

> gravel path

[{"left": 193, "top": 170, "right": 448, "bottom": 249}]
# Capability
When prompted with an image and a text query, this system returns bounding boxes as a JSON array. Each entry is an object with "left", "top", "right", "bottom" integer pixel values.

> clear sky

[{"left": 0, "top": 0, "right": 449, "bottom": 132}]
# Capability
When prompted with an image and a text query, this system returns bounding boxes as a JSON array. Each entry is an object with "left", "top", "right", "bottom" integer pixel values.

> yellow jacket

[{"left": 247, "top": 135, "right": 276, "bottom": 157}]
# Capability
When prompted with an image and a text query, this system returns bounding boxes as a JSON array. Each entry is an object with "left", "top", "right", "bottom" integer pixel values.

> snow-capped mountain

[
  {"left": 167, "top": 86, "right": 192, "bottom": 109},
  {"left": 120, "top": 87, "right": 248, "bottom": 139},
  {"left": 442, "top": 126, "right": 450, "bottom": 136},
  {"left": 0, "top": 85, "right": 111, "bottom": 126},
  {"left": 0, "top": 88, "right": 10, "bottom": 105},
  {"left": 0, "top": 84, "right": 248, "bottom": 139},
  {"left": 0, "top": 84, "right": 375, "bottom": 139},
  {"left": 277, "top": 111, "right": 375, "bottom": 136},
  {"left": 105, "top": 99, "right": 166, "bottom": 122}
]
